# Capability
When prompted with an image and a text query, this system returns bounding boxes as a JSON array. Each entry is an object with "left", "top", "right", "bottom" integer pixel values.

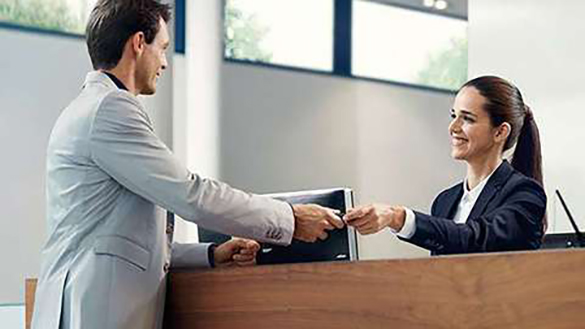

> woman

[{"left": 345, "top": 76, "right": 546, "bottom": 255}]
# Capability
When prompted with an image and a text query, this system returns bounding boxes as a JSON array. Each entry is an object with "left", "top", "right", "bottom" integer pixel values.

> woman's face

[{"left": 449, "top": 86, "right": 501, "bottom": 163}]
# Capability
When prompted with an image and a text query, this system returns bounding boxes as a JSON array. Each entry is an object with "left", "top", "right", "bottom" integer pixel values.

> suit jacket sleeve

[
  {"left": 170, "top": 242, "right": 213, "bottom": 268},
  {"left": 88, "top": 91, "right": 294, "bottom": 246},
  {"left": 406, "top": 179, "right": 546, "bottom": 254}
]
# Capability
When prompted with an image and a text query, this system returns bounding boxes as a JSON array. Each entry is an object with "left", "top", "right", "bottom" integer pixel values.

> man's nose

[{"left": 161, "top": 55, "right": 168, "bottom": 70}]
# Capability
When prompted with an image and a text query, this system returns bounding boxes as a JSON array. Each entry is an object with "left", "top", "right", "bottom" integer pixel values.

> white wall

[
  {"left": 468, "top": 0, "right": 585, "bottom": 233},
  {"left": 0, "top": 27, "right": 173, "bottom": 303},
  {"left": 0, "top": 29, "right": 89, "bottom": 304},
  {"left": 171, "top": 0, "right": 223, "bottom": 243},
  {"left": 353, "top": 80, "right": 463, "bottom": 258},
  {"left": 219, "top": 63, "right": 463, "bottom": 259}
]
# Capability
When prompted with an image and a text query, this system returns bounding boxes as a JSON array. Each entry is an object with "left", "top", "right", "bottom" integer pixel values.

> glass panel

[
  {"left": 352, "top": 0, "right": 468, "bottom": 90},
  {"left": 0, "top": 304, "right": 25, "bottom": 329},
  {"left": 0, "top": 0, "right": 96, "bottom": 35},
  {"left": 225, "top": 0, "right": 334, "bottom": 71}
]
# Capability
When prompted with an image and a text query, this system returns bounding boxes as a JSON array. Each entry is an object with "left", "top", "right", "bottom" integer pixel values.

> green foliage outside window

[
  {"left": 416, "top": 36, "right": 468, "bottom": 91},
  {"left": 0, "top": 0, "right": 84, "bottom": 34},
  {"left": 224, "top": 0, "right": 272, "bottom": 62}
]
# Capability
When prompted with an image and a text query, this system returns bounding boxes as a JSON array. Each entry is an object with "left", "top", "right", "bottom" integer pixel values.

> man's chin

[{"left": 141, "top": 86, "right": 156, "bottom": 95}]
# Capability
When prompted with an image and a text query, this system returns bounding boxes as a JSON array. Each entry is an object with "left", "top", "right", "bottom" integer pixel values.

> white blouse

[{"left": 395, "top": 170, "right": 496, "bottom": 239}]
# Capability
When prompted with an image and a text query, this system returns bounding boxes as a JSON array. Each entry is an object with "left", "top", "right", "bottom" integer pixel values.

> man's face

[{"left": 137, "top": 18, "right": 170, "bottom": 95}]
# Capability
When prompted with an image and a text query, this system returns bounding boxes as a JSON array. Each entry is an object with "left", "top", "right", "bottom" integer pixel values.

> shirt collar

[
  {"left": 462, "top": 167, "right": 498, "bottom": 203},
  {"left": 102, "top": 71, "right": 128, "bottom": 91}
]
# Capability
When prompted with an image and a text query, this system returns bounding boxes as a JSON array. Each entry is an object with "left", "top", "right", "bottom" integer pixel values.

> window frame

[
  {"left": 0, "top": 19, "right": 84, "bottom": 40},
  {"left": 221, "top": 0, "right": 468, "bottom": 94},
  {"left": 0, "top": 0, "right": 94, "bottom": 38},
  {"left": 1, "top": 0, "right": 186, "bottom": 54},
  {"left": 0, "top": 0, "right": 186, "bottom": 54}
]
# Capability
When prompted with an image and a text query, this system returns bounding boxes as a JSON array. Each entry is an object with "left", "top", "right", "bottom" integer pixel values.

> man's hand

[
  {"left": 343, "top": 204, "right": 406, "bottom": 235},
  {"left": 292, "top": 204, "right": 345, "bottom": 243},
  {"left": 214, "top": 238, "right": 261, "bottom": 267}
]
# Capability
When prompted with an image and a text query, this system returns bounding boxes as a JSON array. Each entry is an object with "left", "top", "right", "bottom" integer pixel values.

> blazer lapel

[
  {"left": 467, "top": 160, "right": 514, "bottom": 220},
  {"left": 437, "top": 184, "right": 464, "bottom": 219}
]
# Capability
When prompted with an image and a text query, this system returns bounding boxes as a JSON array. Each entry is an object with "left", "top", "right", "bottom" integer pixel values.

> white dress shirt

[{"left": 394, "top": 170, "right": 497, "bottom": 239}]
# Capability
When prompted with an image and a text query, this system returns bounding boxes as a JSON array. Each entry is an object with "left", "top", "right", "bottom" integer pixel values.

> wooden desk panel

[
  {"left": 165, "top": 249, "right": 585, "bottom": 329},
  {"left": 25, "top": 278, "right": 37, "bottom": 329},
  {"left": 26, "top": 250, "right": 585, "bottom": 328}
]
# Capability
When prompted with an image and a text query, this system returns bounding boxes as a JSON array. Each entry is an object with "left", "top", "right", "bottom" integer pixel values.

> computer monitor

[{"left": 198, "top": 188, "right": 358, "bottom": 264}]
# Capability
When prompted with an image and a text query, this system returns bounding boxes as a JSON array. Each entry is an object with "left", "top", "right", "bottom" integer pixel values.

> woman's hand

[{"left": 343, "top": 204, "right": 407, "bottom": 235}]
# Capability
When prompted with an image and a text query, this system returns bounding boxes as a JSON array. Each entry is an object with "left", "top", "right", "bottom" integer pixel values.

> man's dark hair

[{"left": 86, "top": 0, "right": 171, "bottom": 70}]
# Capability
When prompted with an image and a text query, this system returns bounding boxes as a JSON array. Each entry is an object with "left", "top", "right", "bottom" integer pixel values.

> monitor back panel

[{"left": 198, "top": 188, "right": 358, "bottom": 265}]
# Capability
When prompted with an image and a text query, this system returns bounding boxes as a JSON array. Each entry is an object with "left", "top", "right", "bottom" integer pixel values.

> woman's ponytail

[{"left": 511, "top": 105, "right": 543, "bottom": 187}]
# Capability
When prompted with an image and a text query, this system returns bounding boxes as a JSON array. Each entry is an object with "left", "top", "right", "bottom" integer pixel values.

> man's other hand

[{"left": 214, "top": 238, "right": 261, "bottom": 267}]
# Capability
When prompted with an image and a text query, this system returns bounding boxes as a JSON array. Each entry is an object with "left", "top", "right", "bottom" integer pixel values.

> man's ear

[
  {"left": 130, "top": 31, "right": 146, "bottom": 57},
  {"left": 494, "top": 122, "right": 511, "bottom": 143}
]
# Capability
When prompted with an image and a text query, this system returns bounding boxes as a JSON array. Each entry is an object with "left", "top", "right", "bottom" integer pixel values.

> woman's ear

[{"left": 494, "top": 122, "right": 511, "bottom": 143}]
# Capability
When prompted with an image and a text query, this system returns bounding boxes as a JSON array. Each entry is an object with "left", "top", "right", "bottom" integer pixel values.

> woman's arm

[{"left": 405, "top": 178, "right": 546, "bottom": 254}]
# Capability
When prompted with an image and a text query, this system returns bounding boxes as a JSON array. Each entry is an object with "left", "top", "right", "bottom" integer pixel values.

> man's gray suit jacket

[{"left": 31, "top": 71, "right": 294, "bottom": 329}]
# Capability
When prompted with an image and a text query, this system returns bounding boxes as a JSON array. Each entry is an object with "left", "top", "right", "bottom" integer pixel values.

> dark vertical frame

[
  {"left": 174, "top": 0, "right": 186, "bottom": 54},
  {"left": 333, "top": 0, "right": 352, "bottom": 76}
]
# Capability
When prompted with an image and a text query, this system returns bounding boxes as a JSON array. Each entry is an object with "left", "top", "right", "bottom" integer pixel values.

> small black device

[{"left": 542, "top": 189, "right": 585, "bottom": 249}]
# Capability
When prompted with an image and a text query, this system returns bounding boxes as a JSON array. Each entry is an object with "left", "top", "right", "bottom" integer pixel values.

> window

[
  {"left": 224, "top": 0, "right": 334, "bottom": 71},
  {"left": 0, "top": 0, "right": 97, "bottom": 35},
  {"left": 352, "top": 0, "right": 468, "bottom": 91},
  {"left": 221, "top": 0, "right": 469, "bottom": 92}
]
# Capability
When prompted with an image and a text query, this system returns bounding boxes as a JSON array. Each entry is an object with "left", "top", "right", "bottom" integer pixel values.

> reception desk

[{"left": 27, "top": 249, "right": 585, "bottom": 328}]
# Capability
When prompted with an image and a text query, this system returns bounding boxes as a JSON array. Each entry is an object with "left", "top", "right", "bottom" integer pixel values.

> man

[{"left": 31, "top": 1, "right": 343, "bottom": 328}]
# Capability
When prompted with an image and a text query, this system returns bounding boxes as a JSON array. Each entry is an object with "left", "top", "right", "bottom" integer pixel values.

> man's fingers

[
  {"left": 233, "top": 254, "right": 256, "bottom": 262},
  {"left": 318, "top": 231, "right": 328, "bottom": 241},
  {"left": 230, "top": 238, "right": 260, "bottom": 252},
  {"left": 319, "top": 207, "right": 343, "bottom": 229},
  {"left": 242, "top": 240, "right": 260, "bottom": 253},
  {"left": 323, "top": 220, "right": 335, "bottom": 231},
  {"left": 229, "top": 238, "right": 247, "bottom": 248},
  {"left": 238, "top": 248, "right": 256, "bottom": 256}
]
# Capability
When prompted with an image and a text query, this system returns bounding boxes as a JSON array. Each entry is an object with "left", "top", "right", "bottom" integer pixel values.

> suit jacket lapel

[
  {"left": 437, "top": 184, "right": 464, "bottom": 219},
  {"left": 467, "top": 160, "right": 514, "bottom": 220}
]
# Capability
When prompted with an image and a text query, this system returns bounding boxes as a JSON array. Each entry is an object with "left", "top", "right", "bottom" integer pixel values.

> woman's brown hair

[
  {"left": 461, "top": 76, "right": 543, "bottom": 186},
  {"left": 462, "top": 75, "right": 545, "bottom": 230}
]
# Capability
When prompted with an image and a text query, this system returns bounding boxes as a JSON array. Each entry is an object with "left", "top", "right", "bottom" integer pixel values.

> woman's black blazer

[{"left": 402, "top": 160, "right": 547, "bottom": 255}]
